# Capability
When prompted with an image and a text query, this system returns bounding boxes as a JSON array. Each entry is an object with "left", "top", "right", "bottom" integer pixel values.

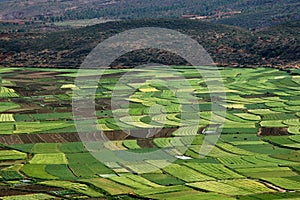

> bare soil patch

[
  {"left": 260, "top": 127, "right": 290, "bottom": 136},
  {"left": 0, "top": 186, "right": 32, "bottom": 197},
  {"left": 0, "top": 127, "right": 178, "bottom": 145},
  {"left": 137, "top": 139, "right": 155, "bottom": 148},
  {"left": 15, "top": 184, "right": 63, "bottom": 192}
]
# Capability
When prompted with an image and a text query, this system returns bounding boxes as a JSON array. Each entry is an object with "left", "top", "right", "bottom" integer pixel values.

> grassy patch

[
  {"left": 141, "top": 173, "right": 184, "bottom": 186},
  {"left": 45, "top": 164, "right": 77, "bottom": 180},
  {"left": 80, "top": 177, "right": 133, "bottom": 195},
  {"left": 262, "top": 177, "right": 300, "bottom": 190},
  {"left": 31, "top": 143, "right": 61, "bottom": 154},
  {"left": 30, "top": 153, "right": 67, "bottom": 165},
  {"left": 14, "top": 121, "right": 72, "bottom": 134},
  {"left": 21, "top": 164, "right": 57, "bottom": 180},
  {"left": 66, "top": 153, "right": 114, "bottom": 177},
  {"left": 162, "top": 164, "right": 215, "bottom": 182},
  {"left": 0, "top": 170, "right": 23, "bottom": 180},
  {"left": 60, "top": 142, "right": 87, "bottom": 153},
  {"left": 109, "top": 174, "right": 162, "bottom": 189},
  {"left": 123, "top": 140, "right": 141, "bottom": 149},
  {"left": 183, "top": 163, "right": 244, "bottom": 179},
  {"left": 0, "top": 150, "right": 26, "bottom": 161},
  {"left": 236, "top": 167, "right": 298, "bottom": 178},
  {"left": 0, "top": 102, "right": 20, "bottom": 112}
]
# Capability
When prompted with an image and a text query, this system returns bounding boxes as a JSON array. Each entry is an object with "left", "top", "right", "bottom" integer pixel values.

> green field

[{"left": 0, "top": 66, "right": 300, "bottom": 199}]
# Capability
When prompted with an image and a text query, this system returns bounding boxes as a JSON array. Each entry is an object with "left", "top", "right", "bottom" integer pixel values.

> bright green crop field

[{"left": 0, "top": 66, "right": 300, "bottom": 199}]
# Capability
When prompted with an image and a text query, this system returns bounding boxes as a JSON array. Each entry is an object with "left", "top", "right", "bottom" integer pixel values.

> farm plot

[
  {"left": 141, "top": 173, "right": 184, "bottom": 186},
  {"left": 108, "top": 174, "right": 162, "bottom": 189},
  {"left": 8, "top": 143, "right": 34, "bottom": 153},
  {"left": 153, "top": 138, "right": 172, "bottom": 148},
  {"left": 289, "top": 135, "right": 300, "bottom": 143},
  {"left": 39, "top": 180, "right": 104, "bottom": 197},
  {"left": 217, "top": 156, "right": 259, "bottom": 168},
  {"left": 122, "top": 140, "right": 141, "bottom": 149},
  {"left": 183, "top": 163, "right": 244, "bottom": 179},
  {"left": 288, "top": 126, "right": 300, "bottom": 134},
  {"left": 171, "top": 125, "right": 199, "bottom": 136},
  {"left": 283, "top": 118, "right": 300, "bottom": 127},
  {"left": 30, "top": 112, "right": 73, "bottom": 121},
  {"left": 59, "top": 142, "right": 87, "bottom": 153},
  {"left": 14, "top": 121, "right": 73, "bottom": 134},
  {"left": 0, "top": 102, "right": 20, "bottom": 112},
  {"left": 260, "top": 120, "right": 287, "bottom": 128},
  {"left": 0, "top": 114, "right": 15, "bottom": 122},
  {"left": 104, "top": 140, "right": 127, "bottom": 150},
  {"left": 0, "top": 150, "right": 26, "bottom": 161},
  {"left": 187, "top": 179, "right": 275, "bottom": 195},
  {"left": 30, "top": 153, "right": 67, "bottom": 165},
  {"left": 252, "top": 154, "right": 298, "bottom": 165},
  {"left": 261, "top": 177, "right": 300, "bottom": 190},
  {"left": 21, "top": 164, "right": 57, "bottom": 180},
  {"left": 151, "top": 114, "right": 183, "bottom": 127},
  {"left": 237, "top": 192, "right": 300, "bottom": 200},
  {"left": 147, "top": 190, "right": 235, "bottom": 200},
  {"left": 1, "top": 193, "right": 56, "bottom": 200},
  {"left": 0, "top": 170, "right": 23, "bottom": 180},
  {"left": 235, "top": 143, "right": 292, "bottom": 155},
  {"left": 235, "top": 167, "right": 298, "bottom": 178},
  {"left": 45, "top": 164, "right": 77, "bottom": 180},
  {"left": 118, "top": 161, "right": 162, "bottom": 174},
  {"left": 262, "top": 136, "right": 300, "bottom": 149},
  {"left": 162, "top": 164, "right": 215, "bottom": 182},
  {"left": 1, "top": 67, "right": 300, "bottom": 199},
  {"left": 190, "top": 145, "right": 237, "bottom": 158},
  {"left": 66, "top": 153, "right": 114, "bottom": 177},
  {"left": 216, "top": 142, "right": 256, "bottom": 156},
  {"left": 234, "top": 113, "right": 261, "bottom": 121},
  {"left": 80, "top": 177, "right": 133, "bottom": 195},
  {"left": 68, "top": 162, "right": 114, "bottom": 177},
  {"left": 31, "top": 143, "right": 61, "bottom": 154},
  {"left": 134, "top": 185, "right": 190, "bottom": 196},
  {"left": 0, "top": 86, "right": 19, "bottom": 97}
]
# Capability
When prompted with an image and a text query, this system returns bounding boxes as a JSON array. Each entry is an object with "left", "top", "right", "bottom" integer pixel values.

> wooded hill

[
  {"left": 0, "top": 19, "right": 299, "bottom": 68},
  {"left": 0, "top": 0, "right": 299, "bottom": 29}
]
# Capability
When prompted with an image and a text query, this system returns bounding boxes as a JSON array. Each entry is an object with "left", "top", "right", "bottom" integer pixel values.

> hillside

[
  {"left": 0, "top": 19, "right": 299, "bottom": 68},
  {"left": 0, "top": 0, "right": 299, "bottom": 29}
]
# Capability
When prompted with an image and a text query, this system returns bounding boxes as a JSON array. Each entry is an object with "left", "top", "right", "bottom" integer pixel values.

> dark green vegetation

[
  {"left": 0, "top": 66, "right": 300, "bottom": 199},
  {"left": 0, "top": 0, "right": 299, "bottom": 29},
  {"left": 1, "top": 19, "right": 299, "bottom": 69}
]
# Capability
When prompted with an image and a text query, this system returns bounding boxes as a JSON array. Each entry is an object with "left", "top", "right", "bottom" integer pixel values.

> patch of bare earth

[
  {"left": 259, "top": 127, "right": 290, "bottom": 136},
  {"left": 0, "top": 127, "right": 180, "bottom": 145}
]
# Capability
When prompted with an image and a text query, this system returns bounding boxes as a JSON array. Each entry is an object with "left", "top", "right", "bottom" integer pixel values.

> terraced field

[{"left": 0, "top": 66, "right": 300, "bottom": 199}]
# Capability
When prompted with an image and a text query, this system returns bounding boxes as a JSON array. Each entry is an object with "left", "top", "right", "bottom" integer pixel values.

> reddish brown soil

[
  {"left": 0, "top": 133, "right": 80, "bottom": 145},
  {"left": 0, "top": 135, "right": 23, "bottom": 144},
  {"left": 25, "top": 72, "right": 61, "bottom": 79},
  {"left": 0, "top": 184, "right": 64, "bottom": 198},
  {"left": 0, "top": 186, "right": 32, "bottom": 197},
  {"left": 54, "top": 107, "right": 73, "bottom": 113},
  {"left": 0, "top": 127, "right": 180, "bottom": 145},
  {"left": 137, "top": 139, "right": 155, "bottom": 148},
  {"left": 260, "top": 127, "right": 289, "bottom": 136},
  {"left": 15, "top": 184, "right": 63, "bottom": 192}
]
